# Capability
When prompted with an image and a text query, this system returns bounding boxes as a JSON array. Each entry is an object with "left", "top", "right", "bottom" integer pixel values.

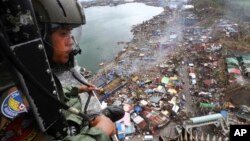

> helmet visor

[
  {"left": 71, "top": 25, "right": 84, "bottom": 55},
  {"left": 71, "top": 25, "right": 84, "bottom": 45}
]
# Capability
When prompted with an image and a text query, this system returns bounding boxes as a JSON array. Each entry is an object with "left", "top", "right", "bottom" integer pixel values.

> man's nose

[{"left": 65, "top": 36, "right": 74, "bottom": 46}]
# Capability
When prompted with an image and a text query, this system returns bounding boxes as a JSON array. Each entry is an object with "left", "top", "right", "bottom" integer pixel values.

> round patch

[{"left": 1, "top": 90, "right": 27, "bottom": 119}]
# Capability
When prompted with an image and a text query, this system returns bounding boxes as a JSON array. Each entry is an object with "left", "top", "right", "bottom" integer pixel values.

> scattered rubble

[{"left": 79, "top": 0, "right": 250, "bottom": 140}]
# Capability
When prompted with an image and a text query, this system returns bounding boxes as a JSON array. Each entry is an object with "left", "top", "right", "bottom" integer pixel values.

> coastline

[{"left": 88, "top": 3, "right": 182, "bottom": 80}]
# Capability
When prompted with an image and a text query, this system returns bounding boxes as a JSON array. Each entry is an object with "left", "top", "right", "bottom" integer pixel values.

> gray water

[{"left": 76, "top": 3, "right": 163, "bottom": 72}]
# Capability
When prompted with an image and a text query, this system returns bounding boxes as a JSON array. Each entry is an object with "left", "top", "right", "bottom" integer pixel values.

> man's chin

[
  {"left": 58, "top": 59, "right": 69, "bottom": 65},
  {"left": 63, "top": 60, "right": 69, "bottom": 64},
  {"left": 63, "top": 58, "right": 70, "bottom": 63}
]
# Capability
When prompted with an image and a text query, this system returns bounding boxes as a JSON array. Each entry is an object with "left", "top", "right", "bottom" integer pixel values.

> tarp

[
  {"left": 161, "top": 76, "right": 170, "bottom": 84},
  {"left": 134, "top": 106, "right": 142, "bottom": 113}
]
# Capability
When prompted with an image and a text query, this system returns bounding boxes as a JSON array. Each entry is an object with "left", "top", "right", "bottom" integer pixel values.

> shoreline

[
  {"left": 88, "top": 5, "right": 179, "bottom": 79},
  {"left": 79, "top": 1, "right": 168, "bottom": 74}
]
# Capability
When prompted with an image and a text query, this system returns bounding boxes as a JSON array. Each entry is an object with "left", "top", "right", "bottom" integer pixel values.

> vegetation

[
  {"left": 192, "top": 0, "right": 226, "bottom": 26},
  {"left": 193, "top": 0, "right": 250, "bottom": 49},
  {"left": 227, "top": 0, "right": 250, "bottom": 22}
]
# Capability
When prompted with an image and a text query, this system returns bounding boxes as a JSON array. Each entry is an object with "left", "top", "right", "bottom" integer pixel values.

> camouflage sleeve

[
  {"left": 47, "top": 126, "right": 111, "bottom": 141},
  {"left": 63, "top": 86, "right": 79, "bottom": 97},
  {"left": 61, "top": 86, "right": 83, "bottom": 125}
]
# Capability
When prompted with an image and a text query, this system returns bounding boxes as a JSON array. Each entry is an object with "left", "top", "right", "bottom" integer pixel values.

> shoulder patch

[{"left": 1, "top": 90, "right": 27, "bottom": 119}]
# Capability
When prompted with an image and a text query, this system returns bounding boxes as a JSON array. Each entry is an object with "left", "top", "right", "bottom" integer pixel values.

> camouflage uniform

[
  {"left": 48, "top": 126, "right": 111, "bottom": 141},
  {"left": 0, "top": 61, "right": 111, "bottom": 141},
  {"left": 49, "top": 69, "right": 111, "bottom": 141}
]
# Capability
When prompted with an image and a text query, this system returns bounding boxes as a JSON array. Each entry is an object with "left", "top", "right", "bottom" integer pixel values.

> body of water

[{"left": 76, "top": 3, "right": 163, "bottom": 72}]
